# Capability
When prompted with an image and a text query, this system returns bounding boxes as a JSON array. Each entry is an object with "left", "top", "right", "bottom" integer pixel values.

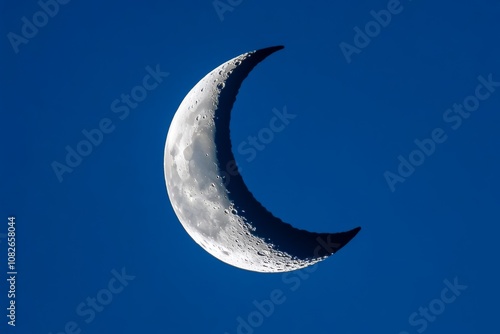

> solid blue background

[{"left": 1, "top": 0, "right": 499, "bottom": 333}]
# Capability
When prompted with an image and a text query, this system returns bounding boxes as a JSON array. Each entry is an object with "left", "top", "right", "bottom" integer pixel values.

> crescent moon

[{"left": 164, "top": 46, "right": 360, "bottom": 273}]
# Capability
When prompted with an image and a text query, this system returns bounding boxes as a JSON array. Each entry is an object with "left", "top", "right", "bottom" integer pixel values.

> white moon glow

[{"left": 164, "top": 46, "right": 360, "bottom": 273}]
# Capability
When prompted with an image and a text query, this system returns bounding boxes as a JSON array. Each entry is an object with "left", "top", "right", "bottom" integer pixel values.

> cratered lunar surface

[{"left": 164, "top": 46, "right": 360, "bottom": 273}]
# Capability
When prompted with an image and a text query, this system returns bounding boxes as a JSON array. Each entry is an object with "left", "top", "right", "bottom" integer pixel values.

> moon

[{"left": 164, "top": 46, "right": 361, "bottom": 273}]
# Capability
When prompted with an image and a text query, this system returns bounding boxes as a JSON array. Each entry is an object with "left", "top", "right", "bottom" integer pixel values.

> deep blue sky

[{"left": 2, "top": 0, "right": 500, "bottom": 333}]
